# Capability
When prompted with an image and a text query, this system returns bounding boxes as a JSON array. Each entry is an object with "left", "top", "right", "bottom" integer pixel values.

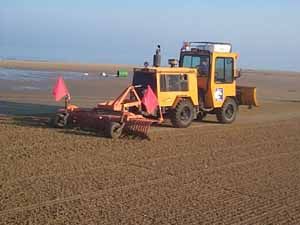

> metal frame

[{"left": 181, "top": 41, "right": 232, "bottom": 53}]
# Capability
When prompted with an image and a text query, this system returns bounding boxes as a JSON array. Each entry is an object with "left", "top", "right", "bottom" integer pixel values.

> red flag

[
  {"left": 52, "top": 76, "right": 70, "bottom": 101},
  {"left": 142, "top": 85, "right": 158, "bottom": 114}
]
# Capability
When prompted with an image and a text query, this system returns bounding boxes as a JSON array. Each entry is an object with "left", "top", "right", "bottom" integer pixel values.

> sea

[{"left": 0, "top": 67, "right": 124, "bottom": 93}]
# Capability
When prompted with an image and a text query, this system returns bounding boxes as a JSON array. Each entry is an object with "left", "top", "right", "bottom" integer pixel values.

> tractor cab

[
  {"left": 179, "top": 42, "right": 235, "bottom": 108},
  {"left": 179, "top": 41, "right": 257, "bottom": 109}
]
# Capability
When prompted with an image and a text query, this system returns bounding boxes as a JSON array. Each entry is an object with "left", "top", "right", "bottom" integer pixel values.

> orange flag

[
  {"left": 142, "top": 85, "right": 158, "bottom": 114},
  {"left": 52, "top": 76, "right": 70, "bottom": 101}
]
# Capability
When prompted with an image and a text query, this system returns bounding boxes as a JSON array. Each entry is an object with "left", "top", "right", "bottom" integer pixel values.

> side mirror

[{"left": 235, "top": 69, "right": 242, "bottom": 79}]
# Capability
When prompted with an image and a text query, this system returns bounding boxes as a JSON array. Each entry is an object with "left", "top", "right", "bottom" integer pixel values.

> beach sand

[{"left": 1, "top": 63, "right": 300, "bottom": 224}]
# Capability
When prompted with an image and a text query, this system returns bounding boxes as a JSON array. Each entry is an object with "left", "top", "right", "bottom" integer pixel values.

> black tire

[
  {"left": 196, "top": 111, "right": 207, "bottom": 121},
  {"left": 105, "top": 122, "right": 123, "bottom": 139},
  {"left": 52, "top": 113, "right": 68, "bottom": 128},
  {"left": 170, "top": 99, "right": 194, "bottom": 128},
  {"left": 216, "top": 98, "right": 238, "bottom": 124}
]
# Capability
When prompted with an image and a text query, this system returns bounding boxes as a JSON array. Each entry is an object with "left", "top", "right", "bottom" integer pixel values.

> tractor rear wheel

[
  {"left": 105, "top": 122, "right": 123, "bottom": 139},
  {"left": 52, "top": 112, "right": 69, "bottom": 128},
  {"left": 170, "top": 99, "right": 194, "bottom": 128},
  {"left": 216, "top": 98, "right": 238, "bottom": 123}
]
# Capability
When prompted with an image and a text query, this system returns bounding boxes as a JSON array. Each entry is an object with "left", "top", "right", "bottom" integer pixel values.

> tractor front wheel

[
  {"left": 105, "top": 122, "right": 123, "bottom": 139},
  {"left": 216, "top": 98, "right": 238, "bottom": 123},
  {"left": 170, "top": 99, "right": 194, "bottom": 128}
]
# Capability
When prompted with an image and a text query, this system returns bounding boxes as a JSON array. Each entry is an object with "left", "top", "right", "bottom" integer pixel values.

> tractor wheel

[
  {"left": 216, "top": 98, "right": 238, "bottom": 124},
  {"left": 52, "top": 112, "right": 69, "bottom": 128},
  {"left": 105, "top": 122, "right": 123, "bottom": 139},
  {"left": 170, "top": 99, "right": 194, "bottom": 128},
  {"left": 196, "top": 111, "right": 207, "bottom": 121}
]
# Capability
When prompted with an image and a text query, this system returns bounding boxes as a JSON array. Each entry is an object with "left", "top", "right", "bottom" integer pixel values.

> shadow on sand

[
  {"left": 152, "top": 118, "right": 219, "bottom": 128},
  {"left": 0, "top": 100, "right": 60, "bottom": 127}
]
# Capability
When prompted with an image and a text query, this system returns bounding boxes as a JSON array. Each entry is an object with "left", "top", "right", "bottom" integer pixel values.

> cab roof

[{"left": 181, "top": 41, "right": 232, "bottom": 53}]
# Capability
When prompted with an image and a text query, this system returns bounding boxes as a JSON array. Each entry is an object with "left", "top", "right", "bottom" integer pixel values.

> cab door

[{"left": 210, "top": 53, "right": 237, "bottom": 108}]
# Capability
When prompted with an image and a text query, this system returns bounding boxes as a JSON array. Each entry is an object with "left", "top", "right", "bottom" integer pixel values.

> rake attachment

[
  {"left": 53, "top": 85, "right": 163, "bottom": 139},
  {"left": 124, "top": 119, "right": 153, "bottom": 138}
]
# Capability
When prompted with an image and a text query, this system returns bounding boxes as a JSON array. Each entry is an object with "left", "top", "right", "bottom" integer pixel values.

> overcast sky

[{"left": 1, "top": 0, "right": 300, "bottom": 71}]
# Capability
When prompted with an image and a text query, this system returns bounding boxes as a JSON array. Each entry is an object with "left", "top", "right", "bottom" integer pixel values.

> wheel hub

[
  {"left": 180, "top": 107, "right": 191, "bottom": 121},
  {"left": 225, "top": 104, "right": 234, "bottom": 118}
]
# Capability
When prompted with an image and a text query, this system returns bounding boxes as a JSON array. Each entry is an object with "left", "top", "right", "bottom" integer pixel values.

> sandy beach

[
  {"left": 1, "top": 62, "right": 300, "bottom": 224},
  {"left": 0, "top": 59, "right": 134, "bottom": 74}
]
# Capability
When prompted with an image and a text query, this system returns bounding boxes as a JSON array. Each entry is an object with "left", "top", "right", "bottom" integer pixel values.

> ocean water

[
  {"left": 0, "top": 68, "right": 125, "bottom": 92},
  {"left": 0, "top": 68, "right": 119, "bottom": 82}
]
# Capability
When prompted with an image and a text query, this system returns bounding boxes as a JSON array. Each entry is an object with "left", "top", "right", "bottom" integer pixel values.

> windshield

[
  {"left": 182, "top": 55, "right": 210, "bottom": 76},
  {"left": 182, "top": 55, "right": 209, "bottom": 68}
]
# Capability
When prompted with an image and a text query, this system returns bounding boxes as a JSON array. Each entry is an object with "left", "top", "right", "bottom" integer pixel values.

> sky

[{"left": 1, "top": 0, "right": 300, "bottom": 71}]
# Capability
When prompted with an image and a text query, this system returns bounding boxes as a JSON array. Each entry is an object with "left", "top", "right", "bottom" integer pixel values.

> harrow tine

[
  {"left": 143, "top": 121, "right": 148, "bottom": 134},
  {"left": 124, "top": 119, "right": 152, "bottom": 138}
]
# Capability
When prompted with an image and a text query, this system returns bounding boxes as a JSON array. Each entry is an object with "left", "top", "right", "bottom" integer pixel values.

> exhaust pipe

[{"left": 153, "top": 45, "right": 161, "bottom": 67}]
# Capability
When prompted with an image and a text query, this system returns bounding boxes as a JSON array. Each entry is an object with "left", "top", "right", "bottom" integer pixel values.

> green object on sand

[{"left": 117, "top": 69, "right": 128, "bottom": 77}]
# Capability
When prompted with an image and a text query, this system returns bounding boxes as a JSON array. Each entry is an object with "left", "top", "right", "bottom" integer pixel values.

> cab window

[
  {"left": 182, "top": 55, "right": 210, "bottom": 77},
  {"left": 215, "top": 57, "right": 233, "bottom": 83},
  {"left": 133, "top": 71, "right": 156, "bottom": 89},
  {"left": 191, "top": 57, "right": 201, "bottom": 68},
  {"left": 160, "top": 74, "right": 188, "bottom": 92},
  {"left": 182, "top": 56, "right": 192, "bottom": 67},
  {"left": 182, "top": 55, "right": 208, "bottom": 68},
  {"left": 132, "top": 71, "right": 157, "bottom": 97}
]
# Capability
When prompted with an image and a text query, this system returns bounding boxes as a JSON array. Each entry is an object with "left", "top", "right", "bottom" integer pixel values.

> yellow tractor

[
  {"left": 53, "top": 42, "right": 257, "bottom": 138},
  {"left": 132, "top": 42, "right": 258, "bottom": 128}
]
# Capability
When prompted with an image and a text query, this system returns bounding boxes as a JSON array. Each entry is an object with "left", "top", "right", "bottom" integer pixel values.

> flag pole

[
  {"left": 64, "top": 95, "right": 70, "bottom": 110},
  {"left": 158, "top": 106, "right": 164, "bottom": 123}
]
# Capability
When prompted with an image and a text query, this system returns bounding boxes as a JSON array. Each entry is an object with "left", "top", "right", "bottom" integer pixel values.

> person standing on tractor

[
  {"left": 196, "top": 58, "right": 209, "bottom": 107},
  {"left": 197, "top": 58, "right": 209, "bottom": 76}
]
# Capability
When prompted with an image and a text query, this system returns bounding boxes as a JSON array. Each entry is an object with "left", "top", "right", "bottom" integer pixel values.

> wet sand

[{"left": 0, "top": 59, "right": 133, "bottom": 74}]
